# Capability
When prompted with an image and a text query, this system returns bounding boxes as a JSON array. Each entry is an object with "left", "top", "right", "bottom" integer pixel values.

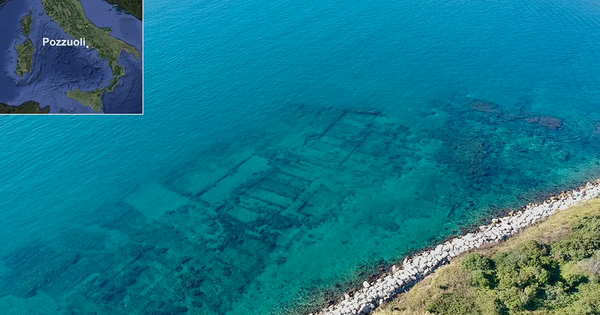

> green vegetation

[
  {"left": 67, "top": 88, "right": 105, "bottom": 112},
  {"left": 41, "top": 0, "right": 140, "bottom": 109},
  {"left": 20, "top": 11, "right": 32, "bottom": 37},
  {"left": 0, "top": 101, "right": 50, "bottom": 114},
  {"left": 15, "top": 38, "right": 34, "bottom": 76},
  {"left": 106, "top": 0, "right": 142, "bottom": 20},
  {"left": 376, "top": 199, "right": 600, "bottom": 315},
  {"left": 14, "top": 11, "right": 34, "bottom": 76}
]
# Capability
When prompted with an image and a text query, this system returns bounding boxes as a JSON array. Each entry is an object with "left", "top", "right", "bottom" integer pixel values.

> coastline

[{"left": 314, "top": 180, "right": 600, "bottom": 315}]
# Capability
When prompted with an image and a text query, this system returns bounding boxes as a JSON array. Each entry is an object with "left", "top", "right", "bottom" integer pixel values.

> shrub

[
  {"left": 496, "top": 286, "right": 537, "bottom": 311},
  {"left": 493, "top": 240, "right": 556, "bottom": 289},
  {"left": 462, "top": 253, "right": 494, "bottom": 271},
  {"left": 578, "top": 251, "right": 600, "bottom": 277},
  {"left": 560, "top": 262, "right": 588, "bottom": 289},
  {"left": 544, "top": 283, "right": 575, "bottom": 309},
  {"left": 552, "top": 216, "right": 600, "bottom": 262},
  {"left": 565, "top": 282, "right": 600, "bottom": 314},
  {"left": 470, "top": 269, "right": 494, "bottom": 289}
]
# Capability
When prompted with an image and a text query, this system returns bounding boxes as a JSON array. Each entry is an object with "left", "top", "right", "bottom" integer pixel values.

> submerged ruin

[{"left": 2, "top": 96, "right": 600, "bottom": 315}]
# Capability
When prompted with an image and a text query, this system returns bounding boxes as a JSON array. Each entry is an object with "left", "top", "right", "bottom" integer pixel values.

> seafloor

[{"left": 2, "top": 94, "right": 600, "bottom": 315}]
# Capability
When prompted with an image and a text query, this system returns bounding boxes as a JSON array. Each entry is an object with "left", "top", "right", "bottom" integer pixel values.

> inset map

[{"left": 0, "top": 0, "right": 142, "bottom": 114}]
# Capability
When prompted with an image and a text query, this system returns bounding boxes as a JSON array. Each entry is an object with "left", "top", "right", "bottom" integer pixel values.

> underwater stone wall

[{"left": 317, "top": 180, "right": 600, "bottom": 315}]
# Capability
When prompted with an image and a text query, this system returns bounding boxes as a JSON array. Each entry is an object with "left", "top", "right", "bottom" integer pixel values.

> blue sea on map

[
  {"left": 0, "top": 0, "right": 600, "bottom": 314},
  {"left": 0, "top": 0, "right": 141, "bottom": 113}
]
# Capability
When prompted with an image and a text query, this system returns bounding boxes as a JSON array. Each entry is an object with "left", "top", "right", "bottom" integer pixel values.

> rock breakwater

[{"left": 316, "top": 180, "right": 600, "bottom": 315}]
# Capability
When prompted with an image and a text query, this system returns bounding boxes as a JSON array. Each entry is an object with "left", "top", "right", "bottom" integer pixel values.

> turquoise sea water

[{"left": 1, "top": 0, "right": 600, "bottom": 314}]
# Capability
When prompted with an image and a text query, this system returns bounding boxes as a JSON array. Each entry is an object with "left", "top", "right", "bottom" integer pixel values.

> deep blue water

[{"left": 1, "top": 0, "right": 600, "bottom": 314}]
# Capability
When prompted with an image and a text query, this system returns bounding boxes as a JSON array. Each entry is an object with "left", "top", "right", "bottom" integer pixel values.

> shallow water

[{"left": 1, "top": 0, "right": 600, "bottom": 314}]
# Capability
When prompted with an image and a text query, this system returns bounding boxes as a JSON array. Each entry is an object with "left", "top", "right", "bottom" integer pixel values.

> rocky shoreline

[{"left": 315, "top": 180, "right": 600, "bottom": 315}]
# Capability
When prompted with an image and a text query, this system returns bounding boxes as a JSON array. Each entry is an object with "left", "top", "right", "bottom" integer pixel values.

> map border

[{"left": 1, "top": 0, "right": 144, "bottom": 115}]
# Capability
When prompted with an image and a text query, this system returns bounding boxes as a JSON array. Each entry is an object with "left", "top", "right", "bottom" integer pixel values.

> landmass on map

[
  {"left": 67, "top": 88, "right": 105, "bottom": 112},
  {"left": 15, "top": 38, "right": 34, "bottom": 76},
  {"left": 41, "top": 0, "right": 141, "bottom": 111},
  {"left": 20, "top": 11, "right": 32, "bottom": 36},
  {"left": 0, "top": 101, "right": 50, "bottom": 114},
  {"left": 15, "top": 11, "right": 34, "bottom": 76},
  {"left": 106, "top": 0, "right": 142, "bottom": 20}
]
